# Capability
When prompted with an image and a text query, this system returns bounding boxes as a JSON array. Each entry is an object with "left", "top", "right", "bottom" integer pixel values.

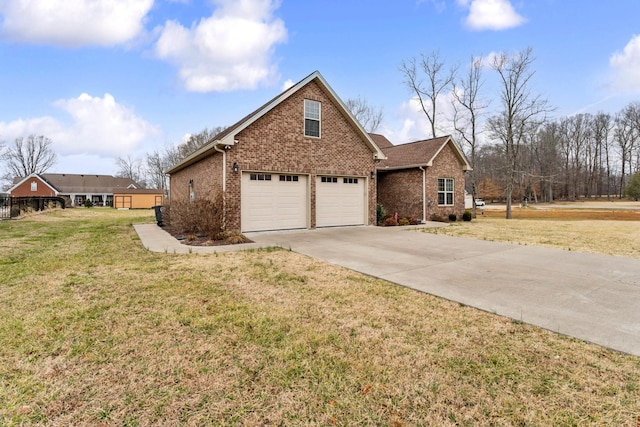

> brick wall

[
  {"left": 169, "top": 153, "right": 223, "bottom": 206},
  {"left": 377, "top": 169, "right": 423, "bottom": 220},
  {"left": 170, "top": 79, "right": 377, "bottom": 232},
  {"left": 9, "top": 177, "right": 56, "bottom": 197},
  {"left": 377, "top": 142, "right": 467, "bottom": 222},
  {"left": 427, "top": 143, "right": 466, "bottom": 219}
]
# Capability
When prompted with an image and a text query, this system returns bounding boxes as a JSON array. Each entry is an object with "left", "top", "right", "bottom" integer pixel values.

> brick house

[
  {"left": 374, "top": 134, "right": 472, "bottom": 221},
  {"left": 166, "top": 71, "right": 386, "bottom": 233},
  {"left": 8, "top": 173, "right": 159, "bottom": 207}
]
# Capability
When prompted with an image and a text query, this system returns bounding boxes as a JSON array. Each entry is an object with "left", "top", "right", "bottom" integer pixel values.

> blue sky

[{"left": 1, "top": 0, "right": 639, "bottom": 176}]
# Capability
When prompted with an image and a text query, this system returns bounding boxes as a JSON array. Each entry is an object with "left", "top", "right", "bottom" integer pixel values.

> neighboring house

[
  {"left": 374, "top": 134, "right": 472, "bottom": 221},
  {"left": 166, "top": 70, "right": 386, "bottom": 233},
  {"left": 8, "top": 173, "right": 159, "bottom": 208}
]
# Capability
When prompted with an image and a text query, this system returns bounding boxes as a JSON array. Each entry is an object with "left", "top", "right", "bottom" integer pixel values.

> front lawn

[{"left": 1, "top": 208, "right": 639, "bottom": 425}]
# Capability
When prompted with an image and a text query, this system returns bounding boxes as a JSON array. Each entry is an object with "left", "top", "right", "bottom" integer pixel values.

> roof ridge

[{"left": 381, "top": 135, "right": 451, "bottom": 150}]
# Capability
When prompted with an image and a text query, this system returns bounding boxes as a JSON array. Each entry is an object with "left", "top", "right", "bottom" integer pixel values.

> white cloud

[
  {"left": 460, "top": 0, "right": 525, "bottom": 31},
  {"left": 479, "top": 51, "right": 501, "bottom": 68},
  {"left": 610, "top": 35, "right": 640, "bottom": 93},
  {"left": 53, "top": 93, "right": 160, "bottom": 156},
  {"left": 0, "top": 0, "right": 153, "bottom": 47},
  {"left": 154, "top": 0, "right": 287, "bottom": 92},
  {"left": 281, "top": 79, "right": 295, "bottom": 91},
  {"left": 383, "top": 93, "right": 458, "bottom": 145},
  {"left": 0, "top": 93, "right": 159, "bottom": 159}
]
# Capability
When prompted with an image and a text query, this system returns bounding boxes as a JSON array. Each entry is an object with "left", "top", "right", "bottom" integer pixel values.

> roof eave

[
  {"left": 166, "top": 70, "right": 388, "bottom": 174},
  {"left": 7, "top": 173, "right": 60, "bottom": 195},
  {"left": 376, "top": 163, "right": 429, "bottom": 171},
  {"left": 165, "top": 139, "right": 232, "bottom": 175}
]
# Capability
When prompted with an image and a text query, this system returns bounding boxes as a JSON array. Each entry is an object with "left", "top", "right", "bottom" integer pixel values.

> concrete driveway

[{"left": 246, "top": 226, "right": 640, "bottom": 357}]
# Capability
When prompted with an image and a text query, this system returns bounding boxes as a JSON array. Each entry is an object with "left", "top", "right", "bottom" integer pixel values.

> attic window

[
  {"left": 31, "top": 181, "right": 37, "bottom": 191},
  {"left": 304, "top": 99, "right": 321, "bottom": 137}
]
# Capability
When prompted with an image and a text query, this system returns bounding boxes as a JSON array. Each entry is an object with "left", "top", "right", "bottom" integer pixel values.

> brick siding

[
  {"left": 377, "top": 169, "right": 423, "bottom": 220},
  {"left": 9, "top": 177, "right": 56, "bottom": 197},
  {"left": 428, "top": 143, "right": 466, "bottom": 219},
  {"left": 170, "top": 153, "right": 224, "bottom": 205},
  {"left": 170, "top": 79, "right": 377, "bottom": 232},
  {"left": 377, "top": 142, "right": 467, "bottom": 221}
]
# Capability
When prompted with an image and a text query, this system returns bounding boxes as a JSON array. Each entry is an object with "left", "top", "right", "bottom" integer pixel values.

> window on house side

[
  {"left": 437, "top": 178, "right": 454, "bottom": 206},
  {"left": 189, "top": 179, "right": 195, "bottom": 202},
  {"left": 31, "top": 181, "right": 37, "bottom": 191},
  {"left": 304, "top": 99, "right": 321, "bottom": 137}
]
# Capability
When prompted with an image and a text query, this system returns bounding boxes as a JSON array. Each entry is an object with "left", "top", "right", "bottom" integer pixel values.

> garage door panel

[
  {"left": 316, "top": 176, "right": 366, "bottom": 227},
  {"left": 242, "top": 173, "right": 307, "bottom": 232}
]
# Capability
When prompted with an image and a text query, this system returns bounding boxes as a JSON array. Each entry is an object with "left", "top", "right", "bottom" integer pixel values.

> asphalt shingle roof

[
  {"left": 377, "top": 136, "right": 453, "bottom": 170},
  {"left": 38, "top": 173, "right": 140, "bottom": 193}
]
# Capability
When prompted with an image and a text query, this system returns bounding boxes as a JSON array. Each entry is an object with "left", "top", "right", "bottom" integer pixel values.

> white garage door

[
  {"left": 316, "top": 176, "right": 366, "bottom": 227},
  {"left": 241, "top": 172, "right": 308, "bottom": 232}
]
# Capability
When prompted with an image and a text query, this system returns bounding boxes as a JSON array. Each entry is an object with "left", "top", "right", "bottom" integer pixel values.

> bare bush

[{"left": 165, "top": 193, "right": 224, "bottom": 237}]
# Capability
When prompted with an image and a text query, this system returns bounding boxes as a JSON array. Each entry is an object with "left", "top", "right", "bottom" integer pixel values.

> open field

[
  {"left": 434, "top": 202, "right": 640, "bottom": 258},
  {"left": 1, "top": 208, "right": 639, "bottom": 425}
]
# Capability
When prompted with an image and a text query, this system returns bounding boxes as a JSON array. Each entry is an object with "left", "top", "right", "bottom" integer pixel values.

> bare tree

[
  {"left": 115, "top": 155, "right": 146, "bottom": 187},
  {"left": 452, "top": 55, "right": 487, "bottom": 215},
  {"left": 401, "top": 51, "right": 457, "bottom": 138},
  {"left": 565, "top": 114, "right": 592, "bottom": 199},
  {"left": 614, "top": 106, "right": 638, "bottom": 197},
  {"left": 532, "top": 122, "right": 561, "bottom": 202},
  {"left": 624, "top": 102, "right": 640, "bottom": 174},
  {"left": 345, "top": 96, "right": 384, "bottom": 133},
  {"left": 141, "top": 126, "right": 228, "bottom": 193},
  {"left": 176, "top": 126, "right": 226, "bottom": 162},
  {"left": 592, "top": 113, "right": 614, "bottom": 200},
  {"left": 486, "top": 47, "right": 552, "bottom": 219},
  {"left": 1, "top": 135, "right": 57, "bottom": 180},
  {"left": 146, "top": 145, "right": 178, "bottom": 190}
]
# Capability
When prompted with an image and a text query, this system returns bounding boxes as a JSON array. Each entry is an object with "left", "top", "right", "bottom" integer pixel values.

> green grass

[{"left": 1, "top": 208, "right": 639, "bottom": 425}]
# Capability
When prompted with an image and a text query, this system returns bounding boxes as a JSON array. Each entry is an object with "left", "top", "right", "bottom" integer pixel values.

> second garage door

[
  {"left": 241, "top": 172, "right": 308, "bottom": 232},
  {"left": 316, "top": 176, "right": 366, "bottom": 227}
]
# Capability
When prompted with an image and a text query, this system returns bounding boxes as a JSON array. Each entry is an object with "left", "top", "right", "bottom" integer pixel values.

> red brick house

[
  {"left": 166, "top": 71, "right": 386, "bottom": 233},
  {"left": 8, "top": 173, "right": 153, "bottom": 207},
  {"left": 374, "top": 134, "right": 472, "bottom": 221}
]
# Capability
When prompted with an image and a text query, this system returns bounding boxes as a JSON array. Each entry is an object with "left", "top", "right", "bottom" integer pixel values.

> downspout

[
  {"left": 419, "top": 166, "right": 426, "bottom": 222},
  {"left": 214, "top": 143, "right": 227, "bottom": 229},
  {"left": 213, "top": 143, "right": 226, "bottom": 192}
]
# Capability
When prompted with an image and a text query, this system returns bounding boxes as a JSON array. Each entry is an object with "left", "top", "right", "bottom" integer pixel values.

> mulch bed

[{"left": 162, "top": 226, "right": 253, "bottom": 246}]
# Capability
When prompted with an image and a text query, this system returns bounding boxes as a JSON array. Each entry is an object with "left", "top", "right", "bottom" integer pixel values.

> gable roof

[
  {"left": 8, "top": 173, "right": 59, "bottom": 195},
  {"left": 368, "top": 133, "right": 393, "bottom": 149},
  {"left": 166, "top": 70, "right": 386, "bottom": 174},
  {"left": 377, "top": 135, "right": 472, "bottom": 171},
  {"left": 10, "top": 173, "right": 141, "bottom": 194}
]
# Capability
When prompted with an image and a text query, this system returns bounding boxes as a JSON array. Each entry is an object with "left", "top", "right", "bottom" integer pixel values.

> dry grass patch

[
  {"left": 429, "top": 207, "right": 640, "bottom": 258},
  {"left": 1, "top": 209, "right": 639, "bottom": 425}
]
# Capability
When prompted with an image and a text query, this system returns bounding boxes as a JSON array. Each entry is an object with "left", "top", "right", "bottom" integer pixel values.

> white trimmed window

[
  {"left": 304, "top": 99, "right": 321, "bottom": 137},
  {"left": 30, "top": 181, "right": 37, "bottom": 191},
  {"left": 438, "top": 178, "right": 454, "bottom": 206}
]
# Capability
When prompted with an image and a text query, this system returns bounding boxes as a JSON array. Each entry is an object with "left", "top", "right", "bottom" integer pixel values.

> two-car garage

[{"left": 241, "top": 172, "right": 367, "bottom": 232}]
